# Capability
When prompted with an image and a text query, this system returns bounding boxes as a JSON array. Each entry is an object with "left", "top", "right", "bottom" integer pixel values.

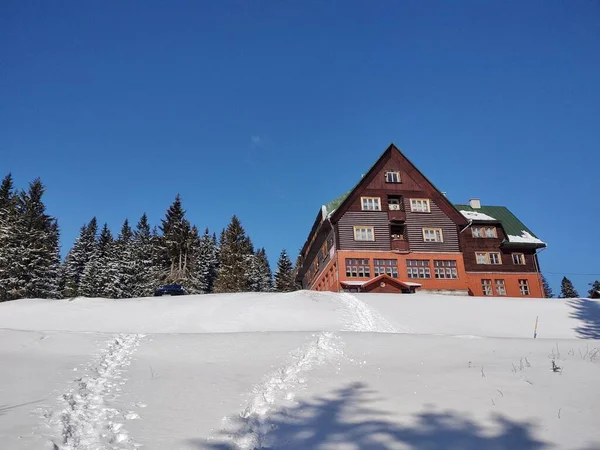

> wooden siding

[
  {"left": 302, "top": 229, "right": 335, "bottom": 288},
  {"left": 460, "top": 225, "right": 539, "bottom": 273},
  {"left": 404, "top": 198, "right": 460, "bottom": 253},
  {"left": 337, "top": 211, "right": 391, "bottom": 251}
]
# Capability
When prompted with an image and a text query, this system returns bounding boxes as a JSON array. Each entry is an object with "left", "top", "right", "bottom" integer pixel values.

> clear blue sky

[{"left": 1, "top": 1, "right": 599, "bottom": 295}]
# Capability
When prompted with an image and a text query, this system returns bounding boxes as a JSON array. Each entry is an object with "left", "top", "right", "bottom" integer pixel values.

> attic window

[{"left": 385, "top": 171, "right": 401, "bottom": 183}]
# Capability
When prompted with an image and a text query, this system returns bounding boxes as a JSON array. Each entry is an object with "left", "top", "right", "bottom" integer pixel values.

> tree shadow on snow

[
  {"left": 0, "top": 399, "right": 44, "bottom": 417},
  {"left": 568, "top": 298, "right": 600, "bottom": 339},
  {"left": 192, "top": 382, "right": 548, "bottom": 450}
]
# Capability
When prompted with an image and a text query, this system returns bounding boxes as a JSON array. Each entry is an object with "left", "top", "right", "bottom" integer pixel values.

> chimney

[{"left": 469, "top": 198, "right": 481, "bottom": 209}]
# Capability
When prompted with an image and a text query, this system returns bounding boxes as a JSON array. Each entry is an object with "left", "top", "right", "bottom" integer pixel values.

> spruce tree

[
  {"left": 588, "top": 280, "right": 600, "bottom": 298},
  {"left": 80, "top": 223, "right": 115, "bottom": 297},
  {"left": 274, "top": 249, "right": 297, "bottom": 292},
  {"left": 213, "top": 216, "right": 254, "bottom": 293},
  {"left": 249, "top": 248, "right": 272, "bottom": 292},
  {"left": 192, "top": 228, "right": 219, "bottom": 294},
  {"left": 62, "top": 217, "right": 98, "bottom": 297},
  {"left": 0, "top": 174, "right": 20, "bottom": 301},
  {"left": 13, "top": 179, "right": 61, "bottom": 299},
  {"left": 159, "top": 195, "right": 194, "bottom": 285},
  {"left": 541, "top": 274, "right": 553, "bottom": 298},
  {"left": 560, "top": 276, "right": 579, "bottom": 298},
  {"left": 114, "top": 219, "right": 135, "bottom": 298},
  {"left": 131, "top": 213, "right": 158, "bottom": 297}
]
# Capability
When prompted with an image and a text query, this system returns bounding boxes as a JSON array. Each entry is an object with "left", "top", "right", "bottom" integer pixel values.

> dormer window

[{"left": 385, "top": 171, "right": 401, "bottom": 183}]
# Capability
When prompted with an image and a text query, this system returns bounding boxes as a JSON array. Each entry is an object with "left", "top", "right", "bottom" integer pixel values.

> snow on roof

[
  {"left": 459, "top": 210, "right": 497, "bottom": 221},
  {"left": 507, "top": 231, "right": 546, "bottom": 245},
  {"left": 340, "top": 281, "right": 366, "bottom": 286},
  {"left": 402, "top": 281, "right": 422, "bottom": 287}
]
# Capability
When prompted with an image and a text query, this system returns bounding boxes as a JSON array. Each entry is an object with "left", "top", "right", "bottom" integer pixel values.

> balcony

[
  {"left": 388, "top": 208, "right": 406, "bottom": 222},
  {"left": 391, "top": 236, "right": 409, "bottom": 252}
]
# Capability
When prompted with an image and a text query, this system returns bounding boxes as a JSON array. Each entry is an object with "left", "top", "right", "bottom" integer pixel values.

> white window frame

[
  {"left": 385, "top": 171, "right": 401, "bottom": 183},
  {"left": 519, "top": 279, "right": 530, "bottom": 296},
  {"left": 410, "top": 198, "right": 431, "bottom": 213},
  {"left": 495, "top": 279, "right": 506, "bottom": 296},
  {"left": 353, "top": 226, "right": 375, "bottom": 241},
  {"left": 472, "top": 226, "right": 497, "bottom": 238},
  {"left": 512, "top": 253, "right": 526, "bottom": 265},
  {"left": 482, "top": 279, "right": 493, "bottom": 296},
  {"left": 475, "top": 252, "right": 502, "bottom": 265},
  {"left": 422, "top": 228, "right": 444, "bottom": 243},
  {"left": 361, "top": 197, "right": 381, "bottom": 211},
  {"left": 434, "top": 260, "right": 458, "bottom": 279}
]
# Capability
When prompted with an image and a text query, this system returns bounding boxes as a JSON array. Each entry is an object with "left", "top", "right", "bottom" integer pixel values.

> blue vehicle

[{"left": 154, "top": 284, "right": 187, "bottom": 296}]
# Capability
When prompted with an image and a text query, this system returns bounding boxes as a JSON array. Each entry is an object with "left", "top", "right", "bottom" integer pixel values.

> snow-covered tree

[
  {"left": 213, "top": 216, "right": 254, "bottom": 293},
  {"left": 159, "top": 195, "right": 194, "bottom": 285},
  {"left": 588, "top": 280, "right": 600, "bottom": 298},
  {"left": 249, "top": 248, "right": 272, "bottom": 292},
  {"left": 114, "top": 219, "right": 135, "bottom": 298},
  {"left": 131, "top": 213, "right": 158, "bottom": 297},
  {"left": 541, "top": 274, "right": 553, "bottom": 298},
  {"left": 274, "top": 249, "right": 297, "bottom": 292},
  {"left": 0, "top": 174, "right": 21, "bottom": 301},
  {"left": 9, "top": 179, "right": 61, "bottom": 299},
  {"left": 80, "top": 223, "right": 115, "bottom": 297},
  {"left": 190, "top": 228, "right": 219, "bottom": 294},
  {"left": 62, "top": 217, "right": 98, "bottom": 297},
  {"left": 560, "top": 276, "right": 579, "bottom": 298}
]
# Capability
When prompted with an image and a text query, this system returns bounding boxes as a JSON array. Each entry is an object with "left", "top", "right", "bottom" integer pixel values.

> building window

[
  {"left": 410, "top": 198, "right": 430, "bottom": 213},
  {"left": 385, "top": 171, "right": 401, "bottom": 183},
  {"left": 345, "top": 258, "right": 370, "bottom": 278},
  {"left": 475, "top": 252, "right": 502, "bottom": 265},
  {"left": 434, "top": 260, "right": 458, "bottom": 279},
  {"left": 407, "top": 259, "right": 431, "bottom": 279},
  {"left": 361, "top": 197, "right": 381, "bottom": 211},
  {"left": 374, "top": 259, "right": 398, "bottom": 278},
  {"left": 512, "top": 253, "right": 526, "bottom": 265},
  {"left": 482, "top": 279, "right": 493, "bottom": 296},
  {"left": 423, "top": 228, "right": 444, "bottom": 242},
  {"left": 353, "top": 226, "right": 375, "bottom": 241},
  {"left": 519, "top": 279, "right": 530, "bottom": 296},
  {"left": 495, "top": 279, "right": 506, "bottom": 296},
  {"left": 472, "top": 226, "right": 497, "bottom": 238}
]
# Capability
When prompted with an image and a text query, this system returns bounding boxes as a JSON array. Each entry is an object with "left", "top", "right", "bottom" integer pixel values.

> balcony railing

[{"left": 391, "top": 237, "right": 409, "bottom": 252}]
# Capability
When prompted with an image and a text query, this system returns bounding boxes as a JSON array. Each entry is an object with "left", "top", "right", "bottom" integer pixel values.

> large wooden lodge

[{"left": 295, "top": 144, "right": 547, "bottom": 297}]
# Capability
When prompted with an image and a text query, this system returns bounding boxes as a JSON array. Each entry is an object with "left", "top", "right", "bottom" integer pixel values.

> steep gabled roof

[{"left": 455, "top": 204, "right": 546, "bottom": 247}]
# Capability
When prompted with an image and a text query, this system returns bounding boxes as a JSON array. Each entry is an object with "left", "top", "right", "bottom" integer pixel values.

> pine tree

[
  {"left": 588, "top": 280, "right": 600, "bottom": 298},
  {"left": 560, "top": 276, "right": 579, "bottom": 298},
  {"left": 12, "top": 179, "right": 61, "bottom": 299},
  {"left": 249, "top": 248, "right": 272, "bottom": 292},
  {"left": 131, "top": 213, "right": 158, "bottom": 297},
  {"left": 274, "top": 249, "right": 297, "bottom": 292},
  {"left": 62, "top": 217, "right": 98, "bottom": 297},
  {"left": 213, "top": 216, "right": 254, "bottom": 293},
  {"left": 541, "top": 274, "right": 553, "bottom": 298},
  {"left": 191, "top": 228, "right": 219, "bottom": 294},
  {"left": 159, "top": 195, "right": 194, "bottom": 285}
]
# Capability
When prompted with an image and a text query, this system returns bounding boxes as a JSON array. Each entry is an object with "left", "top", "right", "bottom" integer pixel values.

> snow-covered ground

[{"left": 0, "top": 291, "right": 599, "bottom": 450}]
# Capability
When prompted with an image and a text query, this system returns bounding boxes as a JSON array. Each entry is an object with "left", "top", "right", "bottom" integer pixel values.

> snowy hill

[{"left": 0, "top": 291, "right": 599, "bottom": 450}]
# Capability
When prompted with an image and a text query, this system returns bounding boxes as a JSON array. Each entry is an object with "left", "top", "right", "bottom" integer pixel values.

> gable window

[
  {"left": 495, "top": 279, "right": 506, "bottom": 296},
  {"left": 475, "top": 252, "right": 502, "bottom": 265},
  {"left": 385, "top": 171, "right": 401, "bottom": 183},
  {"left": 512, "top": 253, "right": 526, "bottom": 265},
  {"left": 472, "top": 226, "right": 497, "bottom": 238},
  {"left": 482, "top": 279, "right": 493, "bottom": 296},
  {"left": 354, "top": 226, "right": 375, "bottom": 241},
  {"left": 519, "top": 279, "right": 530, "bottom": 296},
  {"left": 434, "top": 260, "right": 458, "bottom": 279},
  {"left": 374, "top": 259, "right": 398, "bottom": 278},
  {"left": 410, "top": 198, "right": 430, "bottom": 213},
  {"left": 361, "top": 197, "right": 381, "bottom": 211},
  {"left": 345, "top": 258, "right": 370, "bottom": 278},
  {"left": 423, "top": 228, "right": 444, "bottom": 243},
  {"left": 407, "top": 259, "right": 431, "bottom": 279}
]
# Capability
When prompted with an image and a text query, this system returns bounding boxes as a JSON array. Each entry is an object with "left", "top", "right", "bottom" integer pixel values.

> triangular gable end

[{"left": 330, "top": 143, "right": 468, "bottom": 227}]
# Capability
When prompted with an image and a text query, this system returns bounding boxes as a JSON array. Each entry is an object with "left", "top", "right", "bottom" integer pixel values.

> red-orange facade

[{"left": 296, "top": 144, "right": 547, "bottom": 298}]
